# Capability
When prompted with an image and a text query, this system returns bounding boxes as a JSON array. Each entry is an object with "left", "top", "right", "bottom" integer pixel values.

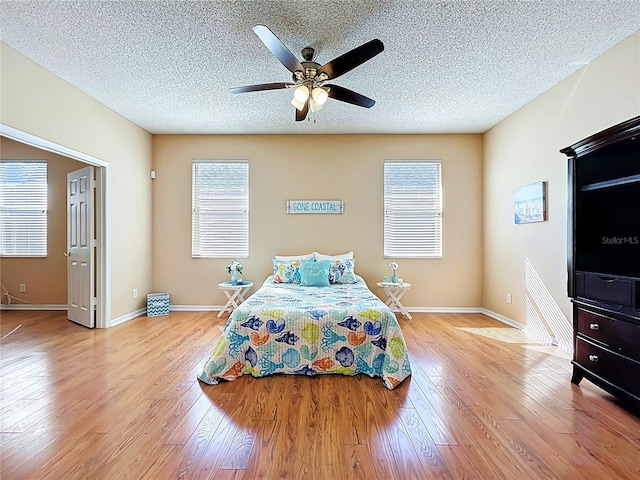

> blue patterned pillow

[
  {"left": 328, "top": 258, "right": 357, "bottom": 284},
  {"left": 300, "top": 259, "right": 331, "bottom": 287},
  {"left": 272, "top": 258, "right": 302, "bottom": 283}
]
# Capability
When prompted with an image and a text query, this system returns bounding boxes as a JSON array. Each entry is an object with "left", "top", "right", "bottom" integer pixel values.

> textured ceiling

[{"left": 1, "top": 1, "right": 639, "bottom": 135}]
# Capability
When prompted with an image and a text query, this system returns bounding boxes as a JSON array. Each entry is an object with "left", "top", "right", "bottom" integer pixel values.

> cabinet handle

[
  {"left": 589, "top": 355, "right": 599, "bottom": 362},
  {"left": 589, "top": 323, "right": 600, "bottom": 330},
  {"left": 596, "top": 276, "right": 616, "bottom": 283}
]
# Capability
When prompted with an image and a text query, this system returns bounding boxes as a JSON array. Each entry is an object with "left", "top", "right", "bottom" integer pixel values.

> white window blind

[
  {"left": 384, "top": 160, "right": 442, "bottom": 258},
  {"left": 0, "top": 160, "right": 48, "bottom": 257},
  {"left": 192, "top": 160, "right": 249, "bottom": 258}
]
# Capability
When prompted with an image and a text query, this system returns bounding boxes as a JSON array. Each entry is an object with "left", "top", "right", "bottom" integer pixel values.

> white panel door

[{"left": 67, "top": 166, "right": 95, "bottom": 328}]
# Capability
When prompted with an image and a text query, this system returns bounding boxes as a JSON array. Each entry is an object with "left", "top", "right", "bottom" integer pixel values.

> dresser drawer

[
  {"left": 577, "top": 308, "right": 640, "bottom": 359},
  {"left": 575, "top": 338, "right": 640, "bottom": 398},
  {"left": 576, "top": 273, "right": 635, "bottom": 307}
]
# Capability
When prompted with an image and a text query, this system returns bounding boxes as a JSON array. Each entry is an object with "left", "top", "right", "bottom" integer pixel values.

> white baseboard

[
  {"left": 0, "top": 301, "right": 536, "bottom": 335},
  {"left": 108, "top": 306, "right": 224, "bottom": 327},
  {"left": 109, "top": 308, "right": 147, "bottom": 327},
  {"left": 479, "top": 308, "right": 526, "bottom": 330},
  {"left": 0, "top": 304, "right": 66, "bottom": 311},
  {"left": 148, "top": 306, "right": 493, "bottom": 317},
  {"left": 482, "top": 308, "right": 560, "bottom": 346},
  {"left": 169, "top": 305, "right": 221, "bottom": 312},
  {"left": 409, "top": 306, "right": 484, "bottom": 314},
  {"left": 142, "top": 305, "right": 512, "bottom": 318},
  {"left": 410, "top": 307, "right": 529, "bottom": 331},
  {"left": 0, "top": 304, "right": 531, "bottom": 335}
]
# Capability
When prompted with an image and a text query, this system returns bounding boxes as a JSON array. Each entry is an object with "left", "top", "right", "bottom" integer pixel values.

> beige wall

[
  {"left": 483, "top": 32, "right": 640, "bottom": 327},
  {"left": 1, "top": 42, "right": 153, "bottom": 320},
  {"left": 5, "top": 28, "right": 636, "bottom": 324},
  {"left": 1, "top": 138, "right": 85, "bottom": 305},
  {"left": 153, "top": 134, "right": 483, "bottom": 308}
]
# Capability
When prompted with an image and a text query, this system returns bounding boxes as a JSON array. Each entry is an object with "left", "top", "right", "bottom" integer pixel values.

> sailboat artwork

[{"left": 514, "top": 181, "right": 547, "bottom": 224}]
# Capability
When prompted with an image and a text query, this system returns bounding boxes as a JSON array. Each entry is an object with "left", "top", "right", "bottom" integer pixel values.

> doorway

[{"left": 0, "top": 124, "right": 111, "bottom": 327}]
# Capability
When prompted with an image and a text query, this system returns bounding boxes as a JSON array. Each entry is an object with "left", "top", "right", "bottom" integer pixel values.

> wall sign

[{"left": 286, "top": 200, "right": 344, "bottom": 214}]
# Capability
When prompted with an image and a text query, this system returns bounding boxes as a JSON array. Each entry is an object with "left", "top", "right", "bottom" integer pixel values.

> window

[
  {"left": 0, "top": 160, "right": 48, "bottom": 257},
  {"left": 192, "top": 160, "right": 249, "bottom": 258},
  {"left": 384, "top": 160, "right": 442, "bottom": 258}
]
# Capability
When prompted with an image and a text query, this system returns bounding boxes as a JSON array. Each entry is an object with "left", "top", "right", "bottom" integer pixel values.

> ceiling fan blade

[
  {"left": 326, "top": 84, "right": 376, "bottom": 108},
  {"left": 317, "top": 39, "right": 384, "bottom": 80},
  {"left": 253, "top": 25, "right": 305, "bottom": 74},
  {"left": 229, "top": 82, "right": 294, "bottom": 94},
  {"left": 295, "top": 101, "right": 309, "bottom": 122}
]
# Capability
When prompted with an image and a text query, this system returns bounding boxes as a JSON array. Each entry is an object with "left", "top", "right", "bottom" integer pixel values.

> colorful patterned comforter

[{"left": 198, "top": 276, "right": 411, "bottom": 389}]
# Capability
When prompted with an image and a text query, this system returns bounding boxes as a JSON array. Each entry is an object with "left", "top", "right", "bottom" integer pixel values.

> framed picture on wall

[{"left": 514, "top": 181, "right": 547, "bottom": 224}]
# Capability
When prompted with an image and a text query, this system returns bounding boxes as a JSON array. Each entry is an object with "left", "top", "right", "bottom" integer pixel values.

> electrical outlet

[
  {"left": 133, "top": 288, "right": 138, "bottom": 298},
  {"left": 506, "top": 293, "right": 512, "bottom": 304},
  {"left": 19, "top": 284, "right": 26, "bottom": 293}
]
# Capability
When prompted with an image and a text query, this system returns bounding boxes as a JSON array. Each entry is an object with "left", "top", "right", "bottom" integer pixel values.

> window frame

[
  {"left": 191, "top": 159, "right": 249, "bottom": 259},
  {"left": 383, "top": 159, "right": 442, "bottom": 259},
  {"left": 0, "top": 159, "right": 48, "bottom": 258}
]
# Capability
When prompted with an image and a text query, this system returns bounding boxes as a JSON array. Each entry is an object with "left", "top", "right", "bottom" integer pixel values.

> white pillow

[
  {"left": 314, "top": 251, "right": 354, "bottom": 261},
  {"left": 274, "top": 253, "right": 314, "bottom": 261}
]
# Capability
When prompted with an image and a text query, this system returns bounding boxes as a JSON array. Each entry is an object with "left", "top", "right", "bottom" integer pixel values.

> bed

[{"left": 198, "top": 257, "right": 411, "bottom": 390}]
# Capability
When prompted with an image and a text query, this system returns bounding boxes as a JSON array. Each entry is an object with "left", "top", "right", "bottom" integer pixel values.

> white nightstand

[
  {"left": 217, "top": 281, "right": 253, "bottom": 318},
  {"left": 377, "top": 282, "right": 412, "bottom": 320}
]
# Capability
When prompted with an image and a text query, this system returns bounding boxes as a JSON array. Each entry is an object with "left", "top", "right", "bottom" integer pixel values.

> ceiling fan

[{"left": 230, "top": 25, "right": 384, "bottom": 122}]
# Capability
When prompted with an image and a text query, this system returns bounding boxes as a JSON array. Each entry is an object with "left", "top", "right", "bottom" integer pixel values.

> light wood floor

[{"left": 1, "top": 310, "right": 639, "bottom": 479}]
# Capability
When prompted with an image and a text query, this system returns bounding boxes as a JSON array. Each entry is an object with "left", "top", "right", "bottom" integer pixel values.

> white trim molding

[
  {"left": 479, "top": 308, "right": 526, "bottom": 330},
  {"left": 0, "top": 304, "right": 66, "bottom": 311},
  {"left": 169, "top": 305, "right": 222, "bottom": 312},
  {"left": 1, "top": 123, "right": 111, "bottom": 328},
  {"left": 109, "top": 308, "right": 147, "bottom": 327},
  {"left": 409, "top": 306, "right": 484, "bottom": 314},
  {"left": 0, "top": 124, "right": 108, "bottom": 166},
  {"left": 99, "top": 306, "right": 546, "bottom": 336},
  {"left": 481, "top": 308, "right": 560, "bottom": 346}
]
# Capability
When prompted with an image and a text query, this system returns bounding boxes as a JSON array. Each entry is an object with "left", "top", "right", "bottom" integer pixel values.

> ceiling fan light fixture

[
  {"left": 293, "top": 85, "right": 309, "bottom": 103},
  {"left": 312, "top": 87, "right": 328, "bottom": 105},
  {"left": 234, "top": 25, "right": 383, "bottom": 122},
  {"left": 291, "top": 97, "right": 306, "bottom": 111},
  {"left": 309, "top": 98, "right": 323, "bottom": 113}
]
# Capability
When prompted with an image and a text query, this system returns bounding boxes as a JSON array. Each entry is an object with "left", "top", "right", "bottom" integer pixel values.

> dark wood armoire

[{"left": 560, "top": 116, "right": 640, "bottom": 404}]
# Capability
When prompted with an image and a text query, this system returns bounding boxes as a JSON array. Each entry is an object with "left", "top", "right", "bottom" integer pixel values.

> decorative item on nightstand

[
  {"left": 389, "top": 262, "right": 399, "bottom": 283},
  {"left": 226, "top": 261, "right": 243, "bottom": 285}
]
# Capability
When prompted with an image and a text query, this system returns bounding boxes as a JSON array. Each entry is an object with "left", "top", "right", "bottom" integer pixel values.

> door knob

[{"left": 64, "top": 252, "right": 70, "bottom": 257}]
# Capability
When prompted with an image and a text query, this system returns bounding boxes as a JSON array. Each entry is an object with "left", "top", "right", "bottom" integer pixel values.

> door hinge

[{"left": 92, "top": 239, "right": 97, "bottom": 248}]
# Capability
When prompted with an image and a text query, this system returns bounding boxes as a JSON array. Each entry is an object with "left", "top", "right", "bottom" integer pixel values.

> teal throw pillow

[{"left": 300, "top": 259, "right": 331, "bottom": 287}]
